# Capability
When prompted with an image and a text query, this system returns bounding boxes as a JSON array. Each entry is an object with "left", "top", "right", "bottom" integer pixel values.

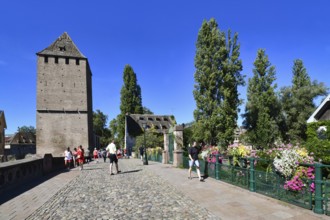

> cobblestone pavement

[{"left": 26, "top": 159, "right": 219, "bottom": 220}]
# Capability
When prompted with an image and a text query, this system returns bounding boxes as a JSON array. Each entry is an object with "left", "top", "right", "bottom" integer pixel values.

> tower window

[
  {"left": 76, "top": 59, "right": 80, "bottom": 65},
  {"left": 59, "top": 46, "right": 66, "bottom": 51},
  {"left": 55, "top": 57, "right": 58, "bottom": 64},
  {"left": 65, "top": 58, "right": 69, "bottom": 64},
  {"left": 44, "top": 56, "right": 48, "bottom": 63}
]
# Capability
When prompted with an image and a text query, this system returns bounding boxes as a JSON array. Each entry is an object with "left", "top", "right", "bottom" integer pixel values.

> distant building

[
  {"left": 0, "top": 110, "right": 7, "bottom": 157},
  {"left": 307, "top": 94, "right": 330, "bottom": 123},
  {"left": 234, "top": 126, "right": 246, "bottom": 144},
  {"left": 125, "top": 114, "right": 176, "bottom": 155},
  {"left": 5, "top": 131, "right": 36, "bottom": 159},
  {"left": 36, "top": 32, "right": 93, "bottom": 157}
]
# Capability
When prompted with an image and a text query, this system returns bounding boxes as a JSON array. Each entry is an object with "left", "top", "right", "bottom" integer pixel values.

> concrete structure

[
  {"left": 172, "top": 124, "right": 184, "bottom": 167},
  {"left": 125, "top": 114, "right": 175, "bottom": 156},
  {"left": 307, "top": 94, "right": 330, "bottom": 123},
  {"left": 0, "top": 111, "right": 7, "bottom": 158},
  {"left": 36, "top": 32, "right": 93, "bottom": 157}
]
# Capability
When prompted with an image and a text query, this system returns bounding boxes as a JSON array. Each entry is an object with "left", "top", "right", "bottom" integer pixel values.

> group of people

[
  {"left": 64, "top": 145, "right": 85, "bottom": 171},
  {"left": 64, "top": 140, "right": 203, "bottom": 181},
  {"left": 64, "top": 140, "right": 122, "bottom": 175}
]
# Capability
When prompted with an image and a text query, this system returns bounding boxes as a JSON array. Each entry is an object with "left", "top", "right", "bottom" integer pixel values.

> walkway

[{"left": 0, "top": 159, "right": 329, "bottom": 220}]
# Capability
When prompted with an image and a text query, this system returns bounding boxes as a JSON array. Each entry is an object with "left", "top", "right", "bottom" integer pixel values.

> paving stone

[{"left": 26, "top": 159, "right": 219, "bottom": 220}]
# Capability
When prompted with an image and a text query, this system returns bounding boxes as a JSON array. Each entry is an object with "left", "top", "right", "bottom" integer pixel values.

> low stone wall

[{"left": 0, "top": 155, "right": 65, "bottom": 194}]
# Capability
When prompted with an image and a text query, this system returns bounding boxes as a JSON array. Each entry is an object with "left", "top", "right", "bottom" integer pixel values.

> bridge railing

[{"left": 182, "top": 155, "right": 330, "bottom": 216}]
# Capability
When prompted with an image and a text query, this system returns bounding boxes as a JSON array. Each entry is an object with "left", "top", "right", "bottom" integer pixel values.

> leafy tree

[
  {"left": 117, "top": 65, "right": 143, "bottom": 146},
  {"left": 242, "top": 49, "right": 281, "bottom": 149},
  {"left": 143, "top": 106, "right": 153, "bottom": 114},
  {"left": 17, "top": 126, "right": 36, "bottom": 135},
  {"left": 193, "top": 18, "right": 244, "bottom": 146},
  {"left": 280, "top": 59, "right": 327, "bottom": 143},
  {"left": 93, "top": 110, "right": 111, "bottom": 147},
  {"left": 134, "top": 126, "right": 163, "bottom": 153}
]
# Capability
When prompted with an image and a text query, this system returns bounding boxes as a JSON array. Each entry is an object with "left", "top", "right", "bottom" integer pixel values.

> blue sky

[{"left": 1, "top": 1, "right": 330, "bottom": 134}]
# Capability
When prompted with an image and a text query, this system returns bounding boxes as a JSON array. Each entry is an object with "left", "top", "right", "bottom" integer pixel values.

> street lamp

[{"left": 142, "top": 122, "right": 148, "bottom": 165}]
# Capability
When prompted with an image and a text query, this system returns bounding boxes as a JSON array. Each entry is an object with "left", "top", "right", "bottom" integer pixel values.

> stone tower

[{"left": 36, "top": 32, "right": 93, "bottom": 157}]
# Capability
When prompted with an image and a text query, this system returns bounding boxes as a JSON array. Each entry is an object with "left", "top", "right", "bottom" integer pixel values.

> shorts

[
  {"left": 189, "top": 159, "right": 200, "bottom": 168},
  {"left": 109, "top": 154, "right": 118, "bottom": 164},
  {"left": 94, "top": 155, "right": 98, "bottom": 159}
]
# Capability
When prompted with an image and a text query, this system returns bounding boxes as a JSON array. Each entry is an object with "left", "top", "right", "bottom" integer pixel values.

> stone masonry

[{"left": 36, "top": 33, "right": 93, "bottom": 157}]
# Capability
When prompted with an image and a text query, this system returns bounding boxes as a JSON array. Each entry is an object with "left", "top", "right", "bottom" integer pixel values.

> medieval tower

[{"left": 36, "top": 32, "right": 93, "bottom": 157}]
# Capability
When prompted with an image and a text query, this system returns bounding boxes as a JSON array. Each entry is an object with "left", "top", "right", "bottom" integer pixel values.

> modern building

[{"left": 36, "top": 32, "right": 93, "bottom": 157}]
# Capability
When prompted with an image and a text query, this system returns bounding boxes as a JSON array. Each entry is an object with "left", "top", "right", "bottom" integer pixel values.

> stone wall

[
  {"left": 36, "top": 56, "right": 93, "bottom": 157},
  {"left": 37, "top": 112, "right": 90, "bottom": 156},
  {"left": 0, "top": 156, "right": 65, "bottom": 194}
]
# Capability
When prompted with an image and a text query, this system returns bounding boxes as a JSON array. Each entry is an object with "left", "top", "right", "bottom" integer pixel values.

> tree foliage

[
  {"left": 305, "top": 121, "right": 330, "bottom": 164},
  {"left": 280, "top": 59, "right": 327, "bottom": 143},
  {"left": 93, "top": 109, "right": 111, "bottom": 147},
  {"left": 17, "top": 126, "right": 36, "bottom": 135},
  {"left": 134, "top": 126, "right": 163, "bottom": 153},
  {"left": 117, "top": 65, "right": 143, "bottom": 146},
  {"left": 193, "top": 18, "right": 244, "bottom": 146},
  {"left": 242, "top": 49, "right": 281, "bottom": 149}
]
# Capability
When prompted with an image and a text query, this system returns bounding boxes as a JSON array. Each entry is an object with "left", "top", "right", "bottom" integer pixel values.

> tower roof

[{"left": 37, "top": 32, "right": 86, "bottom": 58}]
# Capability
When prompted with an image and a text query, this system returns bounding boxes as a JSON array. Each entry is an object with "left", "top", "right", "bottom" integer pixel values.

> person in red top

[
  {"left": 93, "top": 148, "right": 99, "bottom": 163},
  {"left": 77, "top": 145, "right": 85, "bottom": 170}
]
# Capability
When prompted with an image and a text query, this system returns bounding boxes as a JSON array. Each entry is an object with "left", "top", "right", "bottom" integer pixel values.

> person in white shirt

[
  {"left": 106, "top": 140, "right": 121, "bottom": 175},
  {"left": 64, "top": 147, "right": 73, "bottom": 170}
]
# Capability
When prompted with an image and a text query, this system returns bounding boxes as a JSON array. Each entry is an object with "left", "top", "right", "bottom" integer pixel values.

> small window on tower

[
  {"left": 55, "top": 57, "right": 58, "bottom": 64},
  {"left": 65, "top": 58, "right": 69, "bottom": 64},
  {"left": 59, "top": 46, "right": 66, "bottom": 51},
  {"left": 76, "top": 59, "right": 80, "bottom": 65},
  {"left": 44, "top": 56, "right": 48, "bottom": 63}
]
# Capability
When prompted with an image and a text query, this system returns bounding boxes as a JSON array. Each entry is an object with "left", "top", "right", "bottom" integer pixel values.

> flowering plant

[
  {"left": 227, "top": 144, "right": 251, "bottom": 158},
  {"left": 271, "top": 144, "right": 315, "bottom": 192},
  {"left": 200, "top": 145, "right": 221, "bottom": 163}
]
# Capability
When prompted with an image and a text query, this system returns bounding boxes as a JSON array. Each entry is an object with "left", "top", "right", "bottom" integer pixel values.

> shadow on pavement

[
  {"left": 0, "top": 170, "right": 66, "bottom": 205},
  {"left": 117, "top": 169, "right": 142, "bottom": 174}
]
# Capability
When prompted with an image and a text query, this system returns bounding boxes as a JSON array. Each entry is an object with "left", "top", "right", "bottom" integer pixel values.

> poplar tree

[
  {"left": 280, "top": 59, "right": 327, "bottom": 142},
  {"left": 193, "top": 18, "right": 244, "bottom": 146},
  {"left": 242, "top": 49, "right": 281, "bottom": 149},
  {"left": 117, "top": 65, "right": 143, "bottom": 145}
]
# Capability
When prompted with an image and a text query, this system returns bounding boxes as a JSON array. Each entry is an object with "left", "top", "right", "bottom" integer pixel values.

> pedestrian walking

[
  {"left": 77, "top": 145, "right": 85, "bottom": 170},
  {"left": 188, "top": 141, "right": 204, "bottom": 182},
  {"left": 93, "top": 148, "right": 99, "bottom": 163},
  {"left": 106, "top": 140, "right": 121, "bottom": 175},
  {"left": 139, "top": 146, "right": 144, "bottom": 161},
  {"left": 72, "top": 147, "right": 78, "bottom": 167},
  {"left": 102, "top": 149, "right": 107, "bottom": 162},
  {"left": 64, "top": 147, "right": 73, "bottom": 170}
]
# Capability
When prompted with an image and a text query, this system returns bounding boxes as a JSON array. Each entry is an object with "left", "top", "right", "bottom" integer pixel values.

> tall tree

[
  {"left": 193, "top": 18, "right": 244, "bottom": 146},
  {"left": 93, "top": 109, "right": 111, "bottom": 147},
  {"left": 242, "top": 49, "right": 281, "bottom": 149},
  {"left": 280, "top": 59, "right": 327, "bottom": 142},
  {"left": 117, "top": 65, "right": 143, "bottom": 146}
]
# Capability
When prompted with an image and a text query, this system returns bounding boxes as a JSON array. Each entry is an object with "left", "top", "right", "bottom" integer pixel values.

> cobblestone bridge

[{"left": 0, "top": 159, "right": 328, "bottom": 220}]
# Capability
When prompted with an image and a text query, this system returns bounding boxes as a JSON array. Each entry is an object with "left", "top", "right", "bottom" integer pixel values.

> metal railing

[{"left": 183, "top": 155, "right": 330, "bottom": 216}]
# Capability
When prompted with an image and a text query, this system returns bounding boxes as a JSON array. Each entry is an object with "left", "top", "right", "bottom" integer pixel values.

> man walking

[
  {"left": 188, "top": 141, "right": 204, "bottom": 182},
  {"left": 106, "top": 140, "right": 121, "bottom": 175},
  {"left": 139, "top": 146, "right": 144, "bottom": 161}
]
